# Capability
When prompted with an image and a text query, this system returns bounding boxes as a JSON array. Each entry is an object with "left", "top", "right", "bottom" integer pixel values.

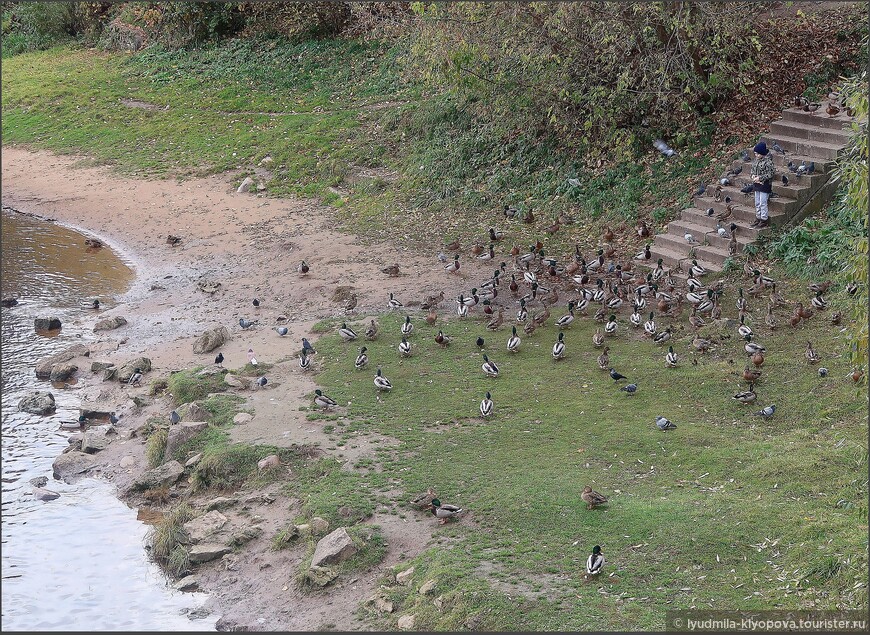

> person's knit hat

[{"left": 753, "top": 141, "right": 768, "bottom": 155}]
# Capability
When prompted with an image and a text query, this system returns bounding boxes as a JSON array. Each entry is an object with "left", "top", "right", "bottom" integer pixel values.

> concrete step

[
  {"left": 741, "top": 154, "right": 837, "bottom": 175},
  {"left": 691, "top": 245, "right": 732, "bottom": 267},
  {"left": 680, "top": 208, "right": 770, "bottom": 241},
  {"left": 678, "top": 255, "right": 722, "bottom": 274},
  {"left": 648, "top": 245, "right": 692, "bottom": 270},
  {"left": 653, "top": 234, "right": 694, "bottom": 260},
  {"left": 698, "top": 188, "right": 796, "bottom": 219},
  {"left": 781, "top": 107, "right": 855, "bottom": 130},
  {"left": 707, "top": 176, "right": 817, "bottom": 205},
  {"left": 769, "top": 119, "right": 851, "bottom": 145},
  {"left": 760, "top": 134, "right": 843, "bottom": 160}
]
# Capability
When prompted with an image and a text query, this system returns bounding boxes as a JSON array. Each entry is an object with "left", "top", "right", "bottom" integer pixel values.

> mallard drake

[
  {"left": 738, "top": 315, "right": 753, "bottom": 338},
  {"left": 481, "top": 354, "right": 500, "bottom": 377},
  {"left": 461, "top": 290, "right": 479, "bottom": 307},
  {"left": 339, "top": 322, "right": 358, "bottom": 341},
  {"left": 574, "top": 295, "right": 590, "bottom": 315},
  {"left": 128, "top": 368, "right": 143, "bottom": 385},
  {"left": 592, "top": 279, "right": 606, "bottom": 303},
  {"left": 604, "top": 314, "right": 618, "bottom": 336},
  {"left": 489, "top": 227, "right": 505, "bottom": 242},
  {"left": 643, "top": 312, "right": 657, "bottom": 336},
  {"left": 297, "top": 260, "right": 310, "bottom": 275},
  {"left": 516, "top": 298, "right": 528, "bottom": 322},
  {"left": 630, "top": 308, "right": 642, "bottom": 328},
  {"left": 399, "top": 337, "right": 412, "bottom": 357},
  {"left": 811, "top": 292, "right": 827, "bottom": 311},
  {"left": 581, "top": 486, "right": 608, "bottom": 510},
  {"left": 743, "top": 335, "right": 765, "bottom": 356},
  {"left": 665, "top": 345, "right": 679, "bottom": 367},
  {"left": 365, "top": 319, "right": 379, "bottom": 340},
  {"left": 486, "top": 306, "right": 505, "bottom": 331},
  {"left": 765, "top": 304, "right": 777, "bottom": 330},
  {"left": 388, "top": 293, "right": 403, "bottom": 310},
  {"left": 633, "top": 291, "right": 647, "bottom": 313},
  {"left": 846, "top": 281, "right": 859, "bottom": 296},
  {"left": 507, "top": 326, "right": 521, "bottom": 353},
  {"left": 597, "top": 346, "right": 610, "bottom": 370},
  {"left": 653, "top": 327, "right": 672, "bottom": 345},
  {"left": 651, "top": 258, "right": 666, "bottom": 282},
  {"left": 696, "top": 290, "right": 715, "bottom": 315},
  {"left": 354, "top": 346, "right": 369, "bottom": 369},
  {"left": 686, "top": 285, "right": 704, "bottom": 305},
  {"left": 457, "top": 299, "right": 468, "bottom": 318},
  {"left": 445, "top": 254, "right": 461, "bottom": 274},
  {"left": 634, "top": 243, "right": 652, "bottom": 261},
  {"left": 314, "top": 389, "right": 337, "bottom": 410},
  {"left": 299, "top": 349, "right": 312, "bottom": 371},
  {"left": 430, "top": 499, "right": 463, "bottom": 524},
  {"left": 586, "top": 545, "right": 605, "bottom": 577},
  {"left": 555, "top": 302, "right": 576, "bottom": 328},
  {"left": 593, "top": 328, "right": 605, "bottom": 348},
  {"left": 733, "top": 383, "right": 757, "bottom": 404},
  {"left": 743, "top": 366, "right": 762, "bottom": 383},
  {"left": 374, "top": 367, "right": 393, "bottom": 391},
  {"left": 60, "top": 415, "right": 88, "bottom": 430},
  {"left": 552, "top": 332, "right": 566, "bottom": 360},
  {"left": 606, "top": 287, "right": 623, "bottom": 311},
  {"left": 435, "top": 330, "right": 451, "bottom": 348},
  {"left": 479, "top": 271, "right": 501, "bottom": 292},
  {"left": 753, "top": 269, "right": 775, "bottom": 288},
  {"left": 477, "top": 244, "right": 496, "bottom": 261},
  {"left": 480, "top": 391, "right": 494, "bottom": 417},
  {"left": 736, "top": 288, "right": 747, "bottom": 312},
  {"left": 805, "top": 340, "right": 820, "bottom": 364}
]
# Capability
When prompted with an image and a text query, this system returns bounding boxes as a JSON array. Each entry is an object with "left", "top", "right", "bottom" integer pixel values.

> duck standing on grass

[
  {"left": 480, "top": 392, "right": 494, "bottom": 418},
  {"left": 481, "top": 354, "right": 500, "bottom": 378},
  {"left": 374, "top": 367, "right": 393, "bottom": 391},
  {"left": 585, "top": 545, "right": 605, "bottom": 578},
  {"left": 581, "top": 486, "right": 608, "bottom": 510},
  {"left": 354, "top": 346, "right": 369, "bottom": 370},
  {"left": 314, "top": 389, "right": 337, "bottom": 410},
  {"left": 430, "top": 499, "right": 463, "bottom": 525}
]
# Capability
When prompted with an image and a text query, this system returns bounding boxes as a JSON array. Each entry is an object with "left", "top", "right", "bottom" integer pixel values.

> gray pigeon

[
  {"left": 653, "top": 139, "right": 676, "bottom": 157},
  {"left": 302, "top": 338, "right": 316, "bottom": 355},
  {"left": 656, "top": 416, "right": 676, "bottom": 431},
  {"left": 239, "top": 318, "right": 256, "bottom": 329},
  {"left": 169, "top": 410, "right": 181, "bottom": 425},
  {"left": 818, "top": 367, "right": 828, "bottom": 377},
  {"left": 740, "top": 149, "right": 751, "bottom": 162},
  {"left": 276, "top": 326, "right": 288, "bottom": 336},
  {"left": 256, "top": 376, "right": 267, "bottom": 387},
  {"left": 620, "top": 383, "right": 638, "bottom": 395},
  {"left": 772, "top": 142, "right": 785, "bottom": 155},
  {"left": 752, "top": 404, "right": 776, "bottom": 419}
]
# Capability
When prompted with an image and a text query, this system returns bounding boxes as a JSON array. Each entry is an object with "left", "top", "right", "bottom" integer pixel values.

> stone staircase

[{"left": 650, "top": 106, "right": 856, "bottom": 273}]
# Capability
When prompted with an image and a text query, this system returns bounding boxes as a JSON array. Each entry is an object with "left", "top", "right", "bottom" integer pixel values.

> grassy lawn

[{"left": 302, "top": 270, "right": 866, "bottom": 630}]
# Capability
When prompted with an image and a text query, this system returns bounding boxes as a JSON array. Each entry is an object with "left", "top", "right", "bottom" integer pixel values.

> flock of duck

[{"left": 294, "top": 213, "right": 859, "bottom": 575}]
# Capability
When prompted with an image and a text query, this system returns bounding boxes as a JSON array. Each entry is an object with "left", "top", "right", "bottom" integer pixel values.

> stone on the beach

[
  {"left": 259, "top": 156, "right": 273, "bottom": 166},
  {"left": 81, "top": 427, "right": 112, "bottom": 454},
  {"left": 52, "top": 450, "right": 96, "bottom": 482},
  {"left": 310, "top": 517, "right": 329, "bottom": 536},
  {"left": 204, "top": 496, "right": 238, "bottom": 511},
  {"left": 311, "top": 527, "right": 358, "bottom": 568},
  {"left": 189, "top": 543, "right": 231, "bottom": 564},
  {"left": 35, "top": 344, "right": 89, "bottom": 379},
  {"left": 93, "top": 316, "right": 128, "bottom": 331},
  {"left": 237, "top": 176, "right": 255, "bottom": 193},
  {"left": 256, "top": 182, "right": 266, "bottom": 191},
  {"left": 233, "top": 412, "right": 253, "bottom": 425},
  {"left": 1, "top": 296, "right": 18, "bottom": 307},
  {"left": 33, "top": 486, "right": 61, "bottom": 501},
  {"left": 129, "top": 460, "right": 184, "bottom": 491},
  {"left": 306, "top": 565, "right": 338, "bottom": 588},
  {"left": 164, "top": 422, "right": 209, "bottom": 463},
  {"left": 18, "top": 391, "right": 56, "bottom": 415},
  {"left": 90, "top": 361, "right": 115, "bottom": 373},
  {"left": 34, "top": 316, "right": 62, "bottom": 331},
  {"left": 193, "top": 325, "right": 230, "bottom": 354},
  {"left": 196, "top": 366, "right": 223, "bottom": 377},
  {"left": 49, "top": 362, "right": 78, "bottom": 382},
  {"left": 183, "top": 510, "right": 228, "bottom": 544},
  {"left": 229, "top": 525, "right": 261, "bottom": 547},
  {"left": 173, "top": 575, "right": 201, "bottom": 592},
  {"left": 120, "top": 455, "right": 136, "bottom": 468},
  {"left": 30, "top": 476, "right": 49, "bottom": 488},
  {"left": 257, "top": 454, "right": 280, "bottom": 471},
  {"left": 179, "top": 401, "right": 209, "bottom": 422},
  {"left": 118, "top": 357, "right": 151, "bottom": 383},
  {"left": 102, "top": 367, "right": 117, "bottom": 381}
]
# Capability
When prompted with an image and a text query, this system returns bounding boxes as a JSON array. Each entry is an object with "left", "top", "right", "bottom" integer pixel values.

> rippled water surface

[{"left": 1, "top": 208, "right": 215, "bottom": 631}]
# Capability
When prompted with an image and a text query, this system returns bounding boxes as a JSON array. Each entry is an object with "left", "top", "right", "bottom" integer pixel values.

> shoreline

[{"left": 2, "top": 144, "right": 486, "bottom": 631}]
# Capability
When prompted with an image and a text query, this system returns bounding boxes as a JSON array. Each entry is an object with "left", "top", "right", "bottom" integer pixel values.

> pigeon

[
  {"left": 302, "top": 338, "right": 316, "bottom": 355},
  {"left": 437, "top": 252, "right": 448, "bottom": 263},
  {"left": 740, "top": 182, "right": 754, "bottom": 195},
  {"left": 298, "top": 260, "right": 310, "bottom": 275},
  {"left": 807, "top": 161, "right": 815, "bottom": 174},
  {"left": 772, "top": 142, "right": 786, "bottom": 155},
  {"left": 252, "top": 298, "right": 260, "bottom": 308},
  {"left": 693, "top": 182, "right": 706, "bottom": 197},
  {"left": 247, "top": 348, "right": 258, "bottom": 366},
  {"left": 276, "top": 326, "right": 288, "bottom": 336},
  {"left": 567, "top": 178, "right": 581, "bottom": 188},
  {"left": 728, "top": 165, "right": 742, "bottom": 178},
  {"left": 719, "top": 177, "right": 731, "bottom": 186},
  {"left": 656, "top": 416, "right": 677, "bottom": 431},
  {"left": 818, "top": 367, "right": 828, "bottom": 377},
  {"left": 653, "top": 139, "right": 676, "bottom": 157},
  {"left": 609, "top": 368, "right": 627, "bottom": 382},
  {"left": 684, "top": 233, "right": 698, "bottom": 244},
  {"left": 740, "top": 149, "right": 751, "bottom": 162},
  {"left": 256, "top": 376, "right": 268, "bottom": 388},
  {"left": 169, "top": 410, "right": 181, "bottom": 425},
  {"left": 706, "top": 207, "right": 715, "bottom": 217},
  {"left": 128, "top": 368, "right": 143, "bottom": 386},
  {"left": 215, "top": 352, "right": 224, "bottom": 365},
  {"left": 109, "top": 412, "right": 120, "bottom": 425},
  {"left": 781, "top": 174, "right": 789, "bottom": 186},
  {"left": 586, "top": 545, "right": 605, "bottom": 576},
  {"left": 752, "top": 404, "right": 776, "bottom": 419},
  {"left": 239, "top": 318, "right": 256, "bottom": 330},
  {"left": 476, "top": 336, "right": 485, "bottom": 349},
  {"left": 620, "top": 383, "right": 638, "bottom": 395}
]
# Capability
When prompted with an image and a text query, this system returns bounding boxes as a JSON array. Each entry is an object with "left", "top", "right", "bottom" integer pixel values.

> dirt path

[{"left": 1, "top": 144, "right": 494, "bottom": 630}]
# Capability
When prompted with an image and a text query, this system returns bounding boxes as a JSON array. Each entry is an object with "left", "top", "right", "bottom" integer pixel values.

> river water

[{"left": 0, "top": 207, "right": 215, "bottom": 630}]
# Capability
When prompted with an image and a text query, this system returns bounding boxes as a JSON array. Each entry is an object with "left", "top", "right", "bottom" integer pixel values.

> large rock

[
  {"left": 179, "top": 401, "right": 209, "bottom": 422},
  {"left": 18, "top": 391, "right": 56, "bottom": 415},
  {"left": 193, "top": 326, "right": 230, "bottom": 354},
  {"left": 81, "top": 427, "right": 112, "bottom": 454},
  {"left": 310, "top": 517, "right": 329, "bottom": 536},
  {"left": 257, "top": 454, "right": 280, "bottom": 471},
  {"left": 173, "top": 575, "right": 201, "bottom": 592},
  {"left": 237, "top": 176, "right": 255, "bottom": 193},
  {"left": 189, "top": 543, "right": 231, "bottom": 564},
  {"left": 224, "top": 373, "right": 251, "bottom": 389},
  {"left": 183, "top": 510, "right": 228, "bottom": 544},
  {"left": 49, "top": 363, "right": 78, "bottom": 382},
  {"left": 35, "top": 344, "right": 89, "bottom": 379},
  {"left": 33, "top": 486, "right": 61, "bottom": 501},
  {"left": 232, "top": 412, "right": 253, "bottom": 425},
  {"left": 306, "top": 565, "right": 338, "bottom": 587},
  {"left": 90, "top": 361, "right": 115, "bottom": 373},
  {"left": 164, "top": 422, "right": 209, "bottom": 462},
  {"left": 311, "top": 527, "right": 358, "bottom": 568},
  {"left": 52, "top": 451, "right": 96, "bottom": 482},
  {"left": 93, "top": 316, "right": 128, "bottom": 331},
  {"left": 204, "top": 496, "right": 238, "bottom": 511},
  {"left": 118, "top": 357, "right": 151, "bottom": 383},
  {"left": 396, "top": 566, "right": 415, "bottom": 585},
  {"left": 397, "top": 615, "right": 416, "bottom": 630},
  {"left": 129, "top": 460, "right": 184, "bottom": 491},
  {"left": 34, "top": 316, "right": 62, "bottom": 331}
]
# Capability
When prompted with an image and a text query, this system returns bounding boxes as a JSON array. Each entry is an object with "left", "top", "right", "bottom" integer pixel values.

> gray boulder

[
  {"left": 81, "top": 426, "right": 113, "bottom": 454},
  {"left": 164, "top": 422, "right": 209, "bottom": 462},
  {"left": 183, "top": 510, "right": 228, "bottom": 545},
  {"left": 118, "top": 357, "right": 151, "bottom": 383},
  {"left": 52, "top": 451, "right": 96, "bottom": 482},
  {"left": 179, "top": 401, "right": 209, "bottom": 422},
  {"left": 35, "top": 344, "right": 89, "bottom": 379},
  {"left": 193, "top": 326, "right": 230, "bottom": 354},
  {"left": 34, "top": 316, "right": 62, "bottom": 331},
  {"left": 33, "top": 487, "right": 61, "bottom": 501},
  {"left": 93, "top": 316, "right": 128, "bottom": 331},
  {"left": 237, "top": 176, "right": 255, "bottom": 193},
  {"left": 189, "top": 543, "right": 231, "bottom": 564},
  {"left": 306, "top": 565, "right": 338, "bottom": 587},
  {"left": 1, "top": 296, "right": 18, "bottom": 307},
  {"left": 49, "top": 362, "right": 78, "bottom": 382},
  {"left": 129, "top": 460, "right": 183, "bottom": 491},
  {"left": 18, "top": 391, "right": 56, "bottom": 415},
  {"left": 90, "top": 361, "right": 115, "bottom": 373},
  {"left": 311, "top": 527, "right": 358, "bottom": 568}
]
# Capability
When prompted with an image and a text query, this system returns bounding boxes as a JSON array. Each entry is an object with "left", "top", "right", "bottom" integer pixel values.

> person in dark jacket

[{"left": 750, "top": 141, "right": 775, "bottom": 228}]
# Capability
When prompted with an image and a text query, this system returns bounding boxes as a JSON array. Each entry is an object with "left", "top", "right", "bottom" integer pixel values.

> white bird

[
  {"left": 374, "top": 367, "right": 393, "bottom": 391},
  {"left": 653, "top": 139, "right": 676, "bottom": 157},
  {"left": 480, "top": 392, "right": 494, "bottom": 418},
  {"left": 388, "top": 293, "right": 403, "bottom": 310},
  {"left": 299, "top": 349, "right": 311, "bottom": 371},
  {"left": 586, "top": 545, "right": 605, "bottom": 576},
  {"left": 339, "top": 322, "right": 358, "bottom": 341},
  {"left": 643, "top": 312, "right": 656, "bottom": 336},
  {"left": 684, "top": 233, "right": 698, "bottom": 244},
  {"left": 481, "top": 354, "right": 499, "bottom": 378},
  {"left": 665, "top": 346, "right": 679, "bottom": 367},
  {"left": 630, "top": 309, "right": 642, "bottom": 328}
]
